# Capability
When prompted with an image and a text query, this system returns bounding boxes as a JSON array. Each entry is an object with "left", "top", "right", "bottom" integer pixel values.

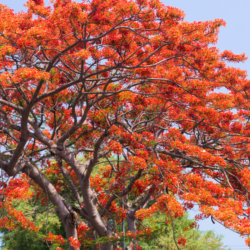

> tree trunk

[
  {"left": 81, "top": 180, "right": 113, "bottom": 249},
  {"left": 101, "top": 242, "right": 112, "bottom": 250},
  {"left": 126, "top": 211, "right": 138, "bottom": 249},
  {"left": 64, "top": 216, "right": 79, "bottom": 250},
  {"left": 100, "top": 223, "right": 113, "bottom": 250},
  {"left": 127, "top": 214, "right": 136, "bottom": 234}
]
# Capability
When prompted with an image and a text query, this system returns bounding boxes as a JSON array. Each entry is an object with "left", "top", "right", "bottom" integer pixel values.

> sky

[{"left": 1, "top": 0, "right": 250, "bottom": 249}]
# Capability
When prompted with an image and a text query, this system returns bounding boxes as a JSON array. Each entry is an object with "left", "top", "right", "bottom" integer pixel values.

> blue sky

[{"left": 1, "top": 0, "right": 250, "bottom": 249}]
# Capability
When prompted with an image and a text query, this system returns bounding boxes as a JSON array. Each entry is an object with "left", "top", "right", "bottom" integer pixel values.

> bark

[
  {"left": 64, "top": 217, "right": 79, "bottom": 250},
  {"left": 126, "top": 209, "right": 138, "bottom": 249},
  {"left": 126, "top": 209, "right": 136, "bottom": 234},
  {"left": 100, "top": 224, "right": 113, "bottom": 250},
  {"left": 21, "top": 163, "right": 79, "bottom": 250},
  {"left": 81, "top": 180, "right": 110, "bottom": 239}
]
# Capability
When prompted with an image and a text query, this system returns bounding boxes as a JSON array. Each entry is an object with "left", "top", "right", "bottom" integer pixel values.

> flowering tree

[{"left": 0, "top": 0, "right": 250, "bottom": 249}]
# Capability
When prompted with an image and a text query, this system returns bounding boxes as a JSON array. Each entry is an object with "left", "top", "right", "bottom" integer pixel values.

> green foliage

[
  {"left": 139, "top": 212, "right": 230, "bottom": 250},
  {"left": 0, "top": 199, "right": 68, "bottom": 250}
]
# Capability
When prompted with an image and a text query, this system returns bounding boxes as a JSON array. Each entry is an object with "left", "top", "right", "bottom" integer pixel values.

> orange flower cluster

[
  {"left": 77, "top": 223, "right": 90, "bottom": 243},
  {"left": 177, "top": 237, "right": 187, "bottom": 246},
  {"left": 0, "top": 202, "right": 38, "bottom": 232},
  {"left": 44, "top": 232, "right": 66, "bottom": 246},
  {"left": 69, "top": 237, "right": 81, "bottom": 250}
]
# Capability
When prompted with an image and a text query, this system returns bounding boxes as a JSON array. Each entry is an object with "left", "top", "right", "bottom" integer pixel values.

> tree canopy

[
  {"left": 139, "top": 212, "right": 230, "bottom": 250},
  {"left": 0, "top": 0, "right": 249, "bottom": 249}
]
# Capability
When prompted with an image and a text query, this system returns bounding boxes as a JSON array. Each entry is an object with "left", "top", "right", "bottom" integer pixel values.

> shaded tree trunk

[
  {"left": 126, "top": 209, "right": 138, "bottom": 249},
  {"left": 127, "top": 214, "right": 136, "bottom": 234},
  {"left": 100, "top": 224, "right": 113, "bottom": 250},
  {"left": 64, "top": 216, "right": 79, "bottom": 250}
]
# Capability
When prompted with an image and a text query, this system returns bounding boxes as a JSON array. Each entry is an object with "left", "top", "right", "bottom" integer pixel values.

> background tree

[
  {"left": 139, "top": 212, "right": 230, "bottom": 250},
  {"left": 1, "top": 200, "right": 66, "bottom": 250},
  {"left": 0, "top": 0, "right": 250, "bottom": 249}
]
